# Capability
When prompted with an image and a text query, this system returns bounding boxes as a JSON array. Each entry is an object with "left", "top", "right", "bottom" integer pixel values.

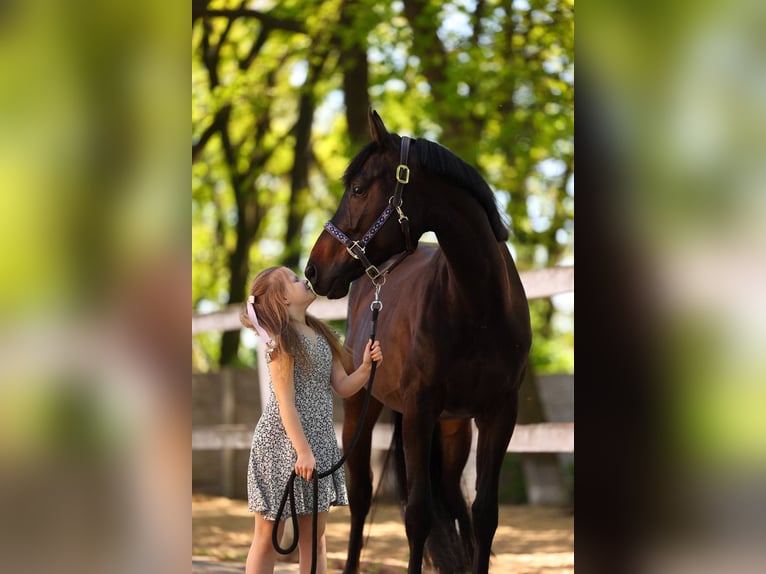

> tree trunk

[
  {"left": 220, "top": 197, "right": 261, "bottom": 365},
  {"left": 283, "top": 93, "right": 315, "bottom": 270},
  {"left": 339, "top": 2, "right": 371, "bottom": 151},
  {"left": 283, "top": 32, "right": 333, "bottom": 268}
]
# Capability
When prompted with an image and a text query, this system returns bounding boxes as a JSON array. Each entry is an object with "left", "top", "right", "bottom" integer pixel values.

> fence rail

[
  {"left": 191, "top": 265, "right": 574, "bottom": 335},
  {"left": 192, "top": 262, "right": 574, "bottom": 484},
  {"left": 192, "top": 421, "right": 574, "bottom": 453}
]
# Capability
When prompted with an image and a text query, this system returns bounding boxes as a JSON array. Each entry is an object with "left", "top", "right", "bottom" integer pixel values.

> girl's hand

[
  {"left": 295, "top": 449, "right": 316, "bottom": 482},
  {"left": 363, "top": 339, "right": 383, "bottom": 369}
]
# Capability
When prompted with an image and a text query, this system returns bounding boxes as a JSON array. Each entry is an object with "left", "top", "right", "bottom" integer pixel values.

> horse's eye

[{"left": 351, "top": 184, "right": 363, "bottom": 196}]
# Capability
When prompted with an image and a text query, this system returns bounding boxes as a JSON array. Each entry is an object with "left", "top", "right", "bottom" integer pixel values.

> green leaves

[{"left": 192, "top": 0, "right": 573, "bottom": 370}]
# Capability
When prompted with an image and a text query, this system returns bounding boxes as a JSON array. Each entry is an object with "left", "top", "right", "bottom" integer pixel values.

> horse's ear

[{"left": 368, "top": 108, "right": 390, "bottom": 145}]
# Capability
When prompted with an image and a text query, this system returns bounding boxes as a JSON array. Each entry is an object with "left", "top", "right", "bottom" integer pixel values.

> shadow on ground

[{"left": 193, "top": 494, "right": 573, "bottom": 573}]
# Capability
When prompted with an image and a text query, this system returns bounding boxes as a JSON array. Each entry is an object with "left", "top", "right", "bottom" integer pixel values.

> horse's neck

[{"left": 430, "top": 197, "right": 512, "bottom": 311}]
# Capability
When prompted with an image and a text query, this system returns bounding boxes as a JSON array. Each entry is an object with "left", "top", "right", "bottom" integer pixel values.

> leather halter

[{"left": 323, "top": 136, "right": 415, "bottom": 283}]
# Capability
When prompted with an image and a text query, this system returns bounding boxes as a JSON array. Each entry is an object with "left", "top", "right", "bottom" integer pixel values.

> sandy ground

[{"left": 193, "top": 494, "right": 573, "bottom": 573}]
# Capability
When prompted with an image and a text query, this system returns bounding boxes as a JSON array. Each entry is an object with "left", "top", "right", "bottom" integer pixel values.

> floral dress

[{"left": 247, "top": 333, "right": 348, "bottom": 520}]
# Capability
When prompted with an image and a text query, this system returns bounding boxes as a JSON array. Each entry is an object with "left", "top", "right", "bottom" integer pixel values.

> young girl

[{"left": 240, "top": 266, "right": 383, "bottom": 574}]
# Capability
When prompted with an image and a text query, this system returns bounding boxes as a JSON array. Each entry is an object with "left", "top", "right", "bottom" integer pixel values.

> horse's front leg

[
  {"left": 472, "top": 393, "right": 519, "bottom": 573},
  {"left": 402, "top": 394, "right": 440, "bottom": 574},
  {"left": 342, "top": 391, "right": 383, "bottom": 574}
]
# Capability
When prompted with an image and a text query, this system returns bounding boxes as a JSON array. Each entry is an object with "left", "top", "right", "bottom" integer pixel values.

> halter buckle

[
  {"left": 396, "top": 164, "right": 410, "bottom": 184},
  {"left": 365, "top": 264, "right": 381, "bottom": 280},
  {"left": 346, "top": 241, "right": 364, "bottom": 260}
]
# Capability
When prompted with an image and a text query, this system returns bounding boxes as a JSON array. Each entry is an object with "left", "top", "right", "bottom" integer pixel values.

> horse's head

[{"left": 305, "top": 110, "right": 422, "bottom": 298}]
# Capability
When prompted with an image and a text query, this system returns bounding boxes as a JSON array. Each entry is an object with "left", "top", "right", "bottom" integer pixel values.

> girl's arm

[
  {"left": 331, "top": 339, "right": 383, "bottom": 398},
  {"left": 268, "top": 353, "right": 316, "bottom": 481}
]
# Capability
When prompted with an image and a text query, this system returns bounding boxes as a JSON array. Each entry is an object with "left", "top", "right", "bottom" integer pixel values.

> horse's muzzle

[
  {"left": 304, "top": 260, "right": 353, "bottom": 299},
  {"left": 304, "top": 261, "right": 318, "bottom": 286}
]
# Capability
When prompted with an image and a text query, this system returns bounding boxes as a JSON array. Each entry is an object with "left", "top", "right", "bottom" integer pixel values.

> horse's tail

[{"left": 392, "top": 412, "right": 473, "bottom": 573}]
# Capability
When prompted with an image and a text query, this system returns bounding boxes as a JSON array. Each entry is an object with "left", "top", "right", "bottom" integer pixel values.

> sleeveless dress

[{"left": 247, "top": 332, "right": 348, "bottom": 520}]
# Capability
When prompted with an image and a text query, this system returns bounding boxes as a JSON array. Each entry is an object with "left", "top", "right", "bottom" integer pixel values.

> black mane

[
  {"left": 343, "top": 137, "right": 509, "bottom": 241},
  {"left": 416, "top": 138, "right": 508, "bottom": 241}
]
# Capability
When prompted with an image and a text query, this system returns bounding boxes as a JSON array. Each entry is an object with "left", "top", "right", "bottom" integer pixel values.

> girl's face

[{"left": 281, "top": 268, "right": 316, "bottom": 308}]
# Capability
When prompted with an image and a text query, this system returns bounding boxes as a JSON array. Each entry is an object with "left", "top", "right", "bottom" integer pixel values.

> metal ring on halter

[{"left": 371, "top": 279, "right": 384, "bottom": 311}]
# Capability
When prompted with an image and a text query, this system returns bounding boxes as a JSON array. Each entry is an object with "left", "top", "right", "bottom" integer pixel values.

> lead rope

[{"left": 272, "top": 284, "right": 384, "bottom": 574}]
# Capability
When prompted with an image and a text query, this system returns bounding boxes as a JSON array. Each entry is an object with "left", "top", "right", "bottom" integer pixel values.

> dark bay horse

[{"left": 305, "top": 110, "right": 531, "bottom": 573}]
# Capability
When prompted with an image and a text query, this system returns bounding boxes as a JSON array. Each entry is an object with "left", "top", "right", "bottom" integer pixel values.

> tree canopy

[{"left": 192, "top": 0, "right": 574, "bottom": 372}]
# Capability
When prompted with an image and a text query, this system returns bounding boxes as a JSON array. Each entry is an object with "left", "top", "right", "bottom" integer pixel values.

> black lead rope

[{"left": 272, "top": 290, "right": 383, "bottom": 574}]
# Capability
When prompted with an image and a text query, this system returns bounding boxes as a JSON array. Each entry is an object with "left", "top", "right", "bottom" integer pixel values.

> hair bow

[{"left": 247, "top": 295, "right": 273, "bottom": 345}]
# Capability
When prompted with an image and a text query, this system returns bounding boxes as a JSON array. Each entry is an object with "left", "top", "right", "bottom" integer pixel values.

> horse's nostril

[{"left": 304, "top": 263, "right": 316, "bottom": 282}]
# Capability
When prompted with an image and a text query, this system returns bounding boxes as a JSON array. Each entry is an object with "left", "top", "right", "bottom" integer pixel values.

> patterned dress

[{"left": 247, "top": 332, "right": 348, "bottom": 520}]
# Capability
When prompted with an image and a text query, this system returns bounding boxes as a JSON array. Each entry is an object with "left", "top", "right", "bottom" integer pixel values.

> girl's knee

[
  {"left": 313, "top": 522, "right": 326, "bottom": 539},
  {"left": 250, "top": 532, "right": 275, "bottom": 556},
  {"left": 297, "top": 514, "right": 326, "bottom": 536},
  {"left": 253, "top": 516, "right": 283, "bottom": 551}
]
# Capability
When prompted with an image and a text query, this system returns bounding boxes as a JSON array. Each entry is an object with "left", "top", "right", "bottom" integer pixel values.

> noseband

[{"left": 324, "top": 136, "right": 415, "bottom": 283}]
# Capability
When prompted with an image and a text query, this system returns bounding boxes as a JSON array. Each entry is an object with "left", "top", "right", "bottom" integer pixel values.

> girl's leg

[
  {"left": 296, "top": 512, "right": 328, "bottom": 574},
  {"left": 245, "top": 514, "right": 285, "bottom": 574}
]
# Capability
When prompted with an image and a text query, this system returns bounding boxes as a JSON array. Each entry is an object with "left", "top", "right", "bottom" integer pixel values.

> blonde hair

[{"left": 240, "top": 266, "right": 347, "bottom": 367}]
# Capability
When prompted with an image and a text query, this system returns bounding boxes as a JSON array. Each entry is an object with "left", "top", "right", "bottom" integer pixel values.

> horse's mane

[
  {"left": 416, "top": 138, "right": 509, "bottom": 241},
  {"left": 343, "top": 137, "right": 509, "bottom": 242}
]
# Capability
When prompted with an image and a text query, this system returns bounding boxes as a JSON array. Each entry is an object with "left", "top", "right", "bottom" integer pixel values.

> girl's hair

[{"left": 240, "top": 266, "right": 347, "bottom": 367}]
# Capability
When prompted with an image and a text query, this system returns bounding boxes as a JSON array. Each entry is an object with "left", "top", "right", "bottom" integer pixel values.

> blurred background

[
  {"left": 0, "top": 1, "right": 189, "bottom": 573},
  {"left": 577, "top": 1, "right": 766, "bottom": 572}
]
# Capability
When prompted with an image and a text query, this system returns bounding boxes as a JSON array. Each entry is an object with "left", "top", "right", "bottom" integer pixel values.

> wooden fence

[
  {"left": 192, "top": 264, "right": 574, "bottom": 460},
  {"left": 193, "top": 421, "right": 574, "bottom": 453}
]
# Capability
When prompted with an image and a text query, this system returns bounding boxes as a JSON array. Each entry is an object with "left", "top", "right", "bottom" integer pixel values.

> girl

[{"left": 240, "top": 266, "right": 383, "bottom": 574}]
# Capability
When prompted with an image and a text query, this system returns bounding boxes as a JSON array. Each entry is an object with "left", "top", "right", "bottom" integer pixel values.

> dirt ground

[{"left": 193, "top": 494, "right": 573, "bottom": 573}]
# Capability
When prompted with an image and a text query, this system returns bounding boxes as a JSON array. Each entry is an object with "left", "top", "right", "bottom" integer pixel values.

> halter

[{"left": 323, "top": 136, "right": 416, "bottom": 283}]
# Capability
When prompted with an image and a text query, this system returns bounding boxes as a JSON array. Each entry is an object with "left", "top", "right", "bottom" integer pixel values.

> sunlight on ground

[{"left": 193, "top": 494, "right": 573, "bottom": 573}]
